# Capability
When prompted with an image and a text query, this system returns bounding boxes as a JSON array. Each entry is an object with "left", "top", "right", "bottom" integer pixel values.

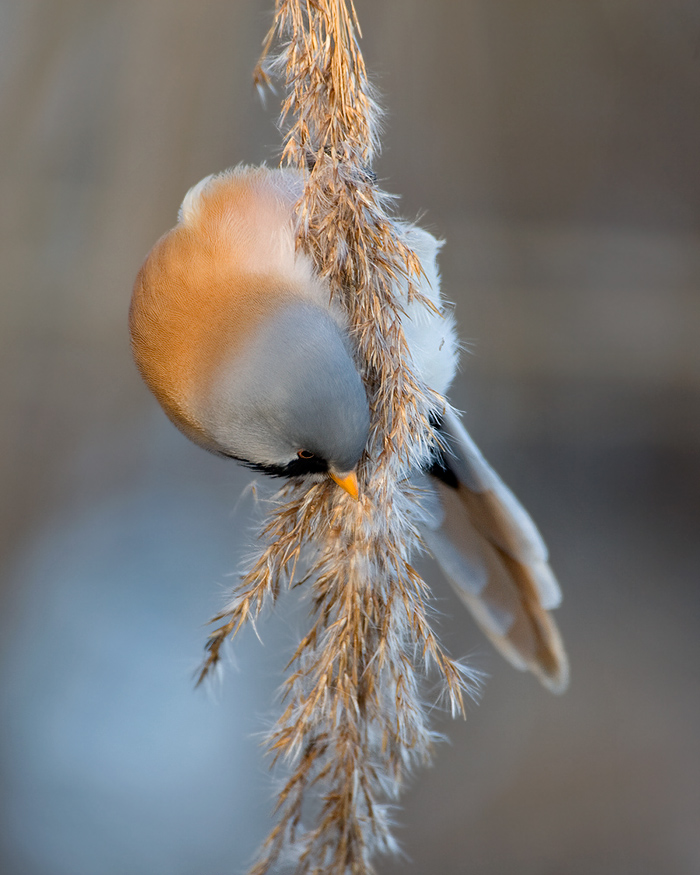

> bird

[{"left": 130, "top": 164, "right": 568, "bottom": 693}]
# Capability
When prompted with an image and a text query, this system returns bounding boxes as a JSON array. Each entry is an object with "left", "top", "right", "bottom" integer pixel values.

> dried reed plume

[{"left": 198, "top": 2, "right": 479, "bottom": 872}]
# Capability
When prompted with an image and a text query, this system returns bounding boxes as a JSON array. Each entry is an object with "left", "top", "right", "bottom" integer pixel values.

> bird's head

[
  {"left": 195, "top": 300, "right": 369, "bottom": 497},
  {"left": 129, "top": 167, "right": 369, "bottom": 498}
]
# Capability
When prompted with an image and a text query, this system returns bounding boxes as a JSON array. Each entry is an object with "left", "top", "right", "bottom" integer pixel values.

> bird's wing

[{"left": 420, "top": 407, "right": 569, "bottom": 693}]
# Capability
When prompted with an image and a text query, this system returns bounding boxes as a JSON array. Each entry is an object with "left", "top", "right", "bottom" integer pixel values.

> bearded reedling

[{"left": 130, "top": 163, "right": 568, "bottom": 693}]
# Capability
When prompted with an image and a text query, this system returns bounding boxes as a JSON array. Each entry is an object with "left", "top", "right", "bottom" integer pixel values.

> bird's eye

[{"left": 297, "top": 449, "right": 315, "bottom": 459}]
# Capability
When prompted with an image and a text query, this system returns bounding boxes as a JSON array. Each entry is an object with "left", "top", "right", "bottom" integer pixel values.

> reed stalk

[{"left": 199, "top": 3, "right": 479, "bottom": 871}]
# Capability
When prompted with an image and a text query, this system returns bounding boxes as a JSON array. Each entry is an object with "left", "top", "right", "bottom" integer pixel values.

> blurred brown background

[{"left": 1, "top": 2, "right": 699, "bottom": 874}]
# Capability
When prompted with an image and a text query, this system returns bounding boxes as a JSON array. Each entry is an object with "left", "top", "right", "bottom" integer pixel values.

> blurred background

[{"left": 1, "top": 2, "right": 699, "bottom": 873}]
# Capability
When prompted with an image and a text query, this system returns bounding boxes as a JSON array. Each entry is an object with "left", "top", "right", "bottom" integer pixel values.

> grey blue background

[{"left": 1, "top": 2, "right": 699, "bottom": 873}]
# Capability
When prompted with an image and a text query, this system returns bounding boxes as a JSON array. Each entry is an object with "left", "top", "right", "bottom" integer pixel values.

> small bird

[
  {"left": 130, "top": 164, "right": 568, "bottom": 693},
  {"left": 130, "top": 166, "right": 368, "bottom": 499}
]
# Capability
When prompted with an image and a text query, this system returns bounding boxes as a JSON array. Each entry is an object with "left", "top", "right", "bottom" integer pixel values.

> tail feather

[{"left": 422, "top": 409, "right": 569, "bottom": 694}]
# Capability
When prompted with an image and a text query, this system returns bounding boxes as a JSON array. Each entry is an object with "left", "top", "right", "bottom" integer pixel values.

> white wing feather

[{"left": 387, "top": 217, "right": 567, "bottom": 693}]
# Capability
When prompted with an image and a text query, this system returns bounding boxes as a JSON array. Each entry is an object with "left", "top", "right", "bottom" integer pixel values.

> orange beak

[{"left": 329, "top": 469, "right": 360, "bottom": 500}]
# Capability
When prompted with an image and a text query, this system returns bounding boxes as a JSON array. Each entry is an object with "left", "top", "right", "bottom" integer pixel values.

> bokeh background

[{"left": 1, "top": 2, "right": 699, "bottom": 873}]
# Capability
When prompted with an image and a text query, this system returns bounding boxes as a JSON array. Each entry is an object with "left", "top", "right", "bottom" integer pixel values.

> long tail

[{"left": 422, "top": 409, "right": 569, "bottom": 694}]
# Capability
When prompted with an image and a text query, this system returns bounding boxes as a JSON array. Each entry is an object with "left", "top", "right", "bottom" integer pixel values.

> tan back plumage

[{"left": 129, "top": 167, "right": 333, "bottom": 450}]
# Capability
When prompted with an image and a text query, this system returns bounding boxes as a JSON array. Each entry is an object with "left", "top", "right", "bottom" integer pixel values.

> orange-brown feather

[
  {"left": 129, "top": 170, "right": 318, "bottom": 449},
  {"left": 431, "top": 479, "right": 568, "bottom": 693}
]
